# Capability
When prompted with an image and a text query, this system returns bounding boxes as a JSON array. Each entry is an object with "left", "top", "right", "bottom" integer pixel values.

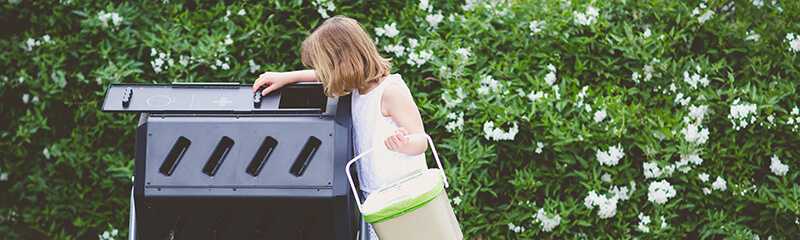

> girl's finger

[
  {"left": 398, "top": 135, "right": 408, "bottom": 144},
  {"left": 252, "top": 76, "right": 268, "bottom": 92},
  {"left": 262, "top": 83, "right": 279, "bottom": 95}
]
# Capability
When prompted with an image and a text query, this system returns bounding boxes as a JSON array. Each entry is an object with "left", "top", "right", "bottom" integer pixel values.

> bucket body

[
  {"left": 345, "top": 134, "right": 463, "bottom": 240},
  {"left": 372, "top": 189, "right": 462, "bottom": 240}
]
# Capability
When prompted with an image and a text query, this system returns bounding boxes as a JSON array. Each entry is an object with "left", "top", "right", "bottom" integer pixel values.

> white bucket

[{"left": 346, "top": 134, "right": 463, "bottom": 240}]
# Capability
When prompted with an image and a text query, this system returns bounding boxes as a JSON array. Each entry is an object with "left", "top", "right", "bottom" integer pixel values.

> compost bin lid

[{"left": 362, "top": 169, "right": 445, "bottom": 224}]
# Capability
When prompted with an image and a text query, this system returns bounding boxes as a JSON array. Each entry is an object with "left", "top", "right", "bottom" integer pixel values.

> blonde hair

[{"left": 301, "top": 16, "right": 391, "bottom": 97}]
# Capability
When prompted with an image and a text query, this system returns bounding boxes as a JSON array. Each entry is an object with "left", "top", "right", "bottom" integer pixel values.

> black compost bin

[{"left": 101, "top": 82, "right": 358, "bottom": 240}]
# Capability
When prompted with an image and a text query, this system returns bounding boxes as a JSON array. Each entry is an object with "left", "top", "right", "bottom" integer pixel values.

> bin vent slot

[
  {"left": 246, "top": 136, "right": 278, "bottom": 177},
  {"left": 290, "top": 136, "right": 321, "bottom": 177},
  {"left": 278, "top": 85, "right": 326, "bottom": 110},
  {"left": 160, "top": 136, "right": 191, "bottom": 176},
  {"left": 203, "top": 136, "right": 234, "bottom": 176}
]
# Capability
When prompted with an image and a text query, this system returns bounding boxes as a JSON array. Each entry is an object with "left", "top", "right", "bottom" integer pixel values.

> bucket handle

[{"left": 345, "top": 133, "right": 448, "bottom": 213}]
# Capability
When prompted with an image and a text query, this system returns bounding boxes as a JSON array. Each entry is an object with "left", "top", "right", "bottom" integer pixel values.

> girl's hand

[
  {"left": 384, "top": 128, "right": 409, "bottom": 152},
  {"left": 252, "top": 72, "right": 292, "bottom": 95}
]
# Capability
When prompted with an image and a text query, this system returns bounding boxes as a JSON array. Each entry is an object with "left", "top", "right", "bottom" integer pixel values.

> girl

[{"left": 251, "top": 16, "right": 428, "bottom": 239}]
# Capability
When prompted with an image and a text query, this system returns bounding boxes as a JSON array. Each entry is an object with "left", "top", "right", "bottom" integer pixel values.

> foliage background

[{"left": 1, "top": 0, "right": 799, "bottom": 239}]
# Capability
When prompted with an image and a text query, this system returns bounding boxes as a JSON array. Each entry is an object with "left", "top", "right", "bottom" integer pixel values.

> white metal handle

[{"left": 345, "top": 133, "right": 448, "bottom": 213}]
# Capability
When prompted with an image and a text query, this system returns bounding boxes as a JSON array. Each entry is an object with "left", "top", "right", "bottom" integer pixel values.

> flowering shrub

[{"left": 1, "top": 0, "right": 799, "bottom": 239}]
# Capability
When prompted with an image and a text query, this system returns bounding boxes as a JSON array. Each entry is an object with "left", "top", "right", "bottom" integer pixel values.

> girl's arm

[
  {"left": 252, "top": 69, "right": 317, "bottom": 95},
  {"left": 382, "top": 83, "right": 428, "bottom": 156}
]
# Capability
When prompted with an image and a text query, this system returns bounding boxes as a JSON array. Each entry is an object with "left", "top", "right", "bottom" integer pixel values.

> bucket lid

[{"left": 362, "top": 169, "right": 445, "bottom": 224}]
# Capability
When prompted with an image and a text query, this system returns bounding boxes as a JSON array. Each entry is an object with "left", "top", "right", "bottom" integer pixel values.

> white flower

[
  {"left": 408, "top": 38, "right": 419, "bottom": 49},
  {"left": 728, "top": 99, "right": 757, "bottom": 130},
  {"left": 698, "top": 172, "right": 710, "bottom": 182},
  {"left": 594, "top": 109, "right": 607, "bottom": 123},
  {"left": 574, "top": 5, "right": 599, "bottom": 26},
  {"left": 712, "top": 176, "right": 727, "bottom": 191},
  {"left": 483, "top": 121, "right": 519, "bottom": 141},
  {"left": 43, "top": 148, "right": 51, "bottom": 159},
  {"left": 407, "top": 49, "right": 433, "bottom": 67},
  {"left": 442, "top": 87, "right": 465, "bottom": 108},
  {"left": 375, "top": 22, "right": 399, "bottom": 38},
  {"left": 477, "top": 74, "right": 500, "bottom": 95},
  {"left": 508, "top": 222, "right": 525, "bottom": 233},
  {"left": 178, "top": 55, "right": 190, "bottom": 67},
  {"left": 150, "top": 48, "right": 172, "bottom": 73},
  {"left": 697, "top": 10, "right": 713, "bottom": 23},
  {"left": 692, "top": 2, "right": 714, "bottom": 24},
  {"left": 98, "top": 11, "right": 123, "bottom": 28},
  {"left": 643, "top": 62, "right": 655, "bottom": 81},
  {"left": 702, "top": 187, "right": 712, "bottom": 195},
  {"left": 632, "top": 72, "right": 641, "bottom": 83},
  {"left": 312, "top": 0, "right": 336, "bottom": 18},
  {"left": 682, "top": 122, "right": 709, "bottom": 145},
  {"left": 584, "top": 190, "right": 619, "bottom": 219},
  {"left": 769, "top": 155, "right": 789, "bottom": 176},
  {"left": 789, "top": 106, "right": 800, "bottom": 132},
  {"left": 786, "top": 33, "right": 800, "bottom": 53},
  {"left": 455, "top": 47, "right": 471, "bottom": 59},
  {"left": 248, "top": 60, "right": 260, "bottom": 73},
  {"left": 529, "top": 20, "right": 544, "bottom": 35},
  {"left": 445, "top": 112, "right": 464, "bottom": 132},
  {"left": 419, "top": 0, "right": 432, "bottom": 12},
  {"left": 642, "top": 28, "right": 652, "bottom": 38},
  {"left": 224, "top": 34, "right": 233, "bottom": 45},
  {"left": 527, "top": 91, "right": 547, "bottom": 103},
  {"left": 685, "top": 154, "right": 703, "bottom": 165},
  {"left": 601, "top": 173, "right": 612, "bottom": 183},
  {"left": 674, "top": 92, "right": 691, "bottom": 106},
  {"left": 688, "top": 105, "right": 709, "bottom": 123},
  {"left": 99, "top": 227, "right": 119, "bottom": 240},
  {"left": 682, "top": 69, "right": 709, "bottom": 89},
  {"left": 544, "top": 64, "right": 557, "bottom": 86},
  {"left": 463, "top": 0, "right": 481, "bottom": 11},
  {"left": 611, "top": 184, "right": 632, "bottom": 201},
  {"left": 647, "top": 180, "right": 676, "bottom": 204},
  {"left": 535, "top": 142, "right": 544, "bottom": 154},
  {"left": 383, "top": 44, "right": 406, "bottom": 57},
  {"left": 237, "top": 9, "right": 246, "bottom": 16},
  {"left": 745, "top": 30, "right": 760, "bottom": 41},
  {"left": 426, "top": 11, "right": 444, "bottom": 29},
  {"left": 643, "top": 162, "right": 662, "bottom": 179},
  {"left": 452, "top": 196, "right": 462, "bottom": 205},
  {"left": 596, "top": 144, "right": 624, "bottom": 166},
  {"left": 752, "top": 0, "right": 764, "bottom": 8},
  {"left": 24, "top": 38, "right": 39, "bottom": 51},
  {"left": 637, "top": 213, "right": 651, "bottom": 233},
  {"left": 535, "top": 208, "right": 561, "bottom": 232}
]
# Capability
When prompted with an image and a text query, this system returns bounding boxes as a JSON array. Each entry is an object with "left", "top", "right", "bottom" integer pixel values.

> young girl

[{"left": 251, "top": 16, "right": 428, "bottom": 239}]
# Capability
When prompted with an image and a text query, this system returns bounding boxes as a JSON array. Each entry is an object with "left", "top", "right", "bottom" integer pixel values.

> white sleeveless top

[{"left": 352, "top": 74, "right": 427, "bottom": 193}]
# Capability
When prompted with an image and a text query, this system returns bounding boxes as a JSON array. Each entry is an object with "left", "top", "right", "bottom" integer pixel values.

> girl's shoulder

[
  {"left": 382, "top": 73, "right": 410, "bottom": 90},
  {"left": 380, "top": 74, "right": 415, "bottom": 108}
]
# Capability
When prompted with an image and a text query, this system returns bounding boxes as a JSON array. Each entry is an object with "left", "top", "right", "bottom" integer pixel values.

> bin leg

[
  {"left": 359, "top": 219, "right": 367, "bottom": 240},
  {"left": 128, "top": 186, "right": 136, "bottom": 240}
]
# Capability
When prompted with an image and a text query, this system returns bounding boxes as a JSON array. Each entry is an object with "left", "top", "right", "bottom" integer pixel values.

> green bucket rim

[{"left": 362, "top": 170, "right": 445, "bottom": 224}]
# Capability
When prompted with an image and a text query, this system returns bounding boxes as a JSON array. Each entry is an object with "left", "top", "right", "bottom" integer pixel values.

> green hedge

[{"left": 2, "top": 0, "right": 799, "bottom": 239}]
